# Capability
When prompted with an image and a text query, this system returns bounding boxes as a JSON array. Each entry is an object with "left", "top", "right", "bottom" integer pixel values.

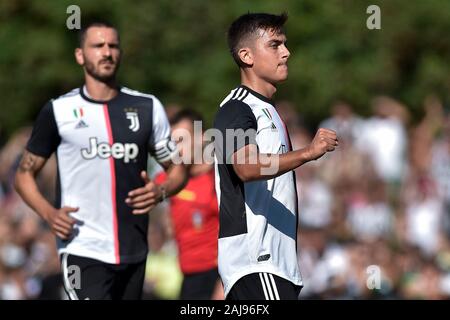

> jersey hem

[
  {"left": 57, "top": 248, "right": 148, "bottom": 265},
  {"left": 222, "top": 265, "right": 303, "bottom": 298}
]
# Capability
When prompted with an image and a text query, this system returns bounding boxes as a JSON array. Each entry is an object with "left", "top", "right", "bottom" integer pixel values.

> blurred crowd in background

[{"left": 1, "top": 94, "right": 450, "bottom": 300}]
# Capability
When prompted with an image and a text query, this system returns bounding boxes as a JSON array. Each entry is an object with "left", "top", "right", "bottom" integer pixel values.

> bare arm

[
  {"left": 15, "top": 150, "right": 53, "bottom": 219},
  {"left": 232, "top": 128, "right": 338, "bottom": 182},
  {"left": 126, "top": 161, "right": 188, "bottom": 215},
  {"left": 158, "top": 160, "right": 189, "bottom": 198},
  {"left": 15, "top": 150, "right": 77, "bottom": 239}
]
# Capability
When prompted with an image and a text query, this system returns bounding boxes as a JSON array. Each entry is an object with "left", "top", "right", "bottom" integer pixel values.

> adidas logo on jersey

[
  {"left": 75, "top": 120, "right": 89, "bottom": 129},
  {"left": 81, "top": 137, "right": 139, "bottom": 163},
  {"left": 271, "top": 123, "right": 277, "bottom": 131}
]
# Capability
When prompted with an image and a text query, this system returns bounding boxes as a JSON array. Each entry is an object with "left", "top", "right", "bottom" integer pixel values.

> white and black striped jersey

[
  {"left": 26, "top": 86, "right": 177, "bottom": 264},
  {"left": 213, "top": 85, "right": 303, "bottom": 297}
]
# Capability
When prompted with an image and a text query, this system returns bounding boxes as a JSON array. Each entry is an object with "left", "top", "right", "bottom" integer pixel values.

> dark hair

[
  {"left": 227, "top": 12, "right": 288, "bottom": 67},
  {"left": 169, "top": 109, "right": 204, "bottom": 126},
  {"left": 78, "top": 19, "right": 118, "bottom": 48}
]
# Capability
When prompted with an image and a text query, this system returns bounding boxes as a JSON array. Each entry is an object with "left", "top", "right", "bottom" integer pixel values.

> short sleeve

[
  {"left": 213, "top": 100, "right": 257, "bottom": 164},
  {"left": 148, "top": 97, "right": 177, "bottom": 163},
  {"left": 26, "top": 101, "right": 61, "bottom": 158}
]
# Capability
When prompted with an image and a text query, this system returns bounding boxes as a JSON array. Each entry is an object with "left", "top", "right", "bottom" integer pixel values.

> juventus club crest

[{"left": 125, "top": 108, "right": 140, "bottom": 132}]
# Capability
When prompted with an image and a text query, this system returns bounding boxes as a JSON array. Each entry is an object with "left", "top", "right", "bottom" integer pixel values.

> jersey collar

[
  {"left": 80, "top": 85, "right": 122, "bottom": 104},
  {"left": 239, "top": 85, "right": 276, "bottom": 107}
]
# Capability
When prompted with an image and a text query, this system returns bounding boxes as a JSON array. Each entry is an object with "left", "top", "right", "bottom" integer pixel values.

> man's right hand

[
  {"left": 46, "top": 207, "right": 78, "bottom": 240},
  {"left": 305, "top": 128, "right": 339, "bottom": 161}
]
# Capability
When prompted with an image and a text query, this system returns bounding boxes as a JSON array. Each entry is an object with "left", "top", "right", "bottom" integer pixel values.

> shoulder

[
  {"left": 219, "top": 87, "right": 251, "bottom": 107},
  {"left": 120, "top": 87, "right": 163, "bottom": 108},
  {"left": 217, "top": 86, "right": 257, "bottom": 118},
  {"left": 215, "top": 99, "right": 250, "bottom": 128},
  {"left": 54, "top": 88, "right": 80, "bottom": 100},
  {"left": 214, "top": 98, "right": 257, "bottom": 131},
  {"left": 120, "top": 87, "right": 158, "bottom": 100},
  {"left": 34, "top": 88, "right": 80, "bottom": 117},
  {"left": 216, "top": 99, "right": 255, "bottom": 120},
  {"left": 50, "top": 88, "right": 81, "bottom": 106},
  {"left": 221, "top": 98, "right": 251, "bottom": 111}
]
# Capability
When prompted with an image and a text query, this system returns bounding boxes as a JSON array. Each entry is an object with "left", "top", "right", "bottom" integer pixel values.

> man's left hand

[{"left": 126, "top": 171, "right": 162, "bottom": 215}]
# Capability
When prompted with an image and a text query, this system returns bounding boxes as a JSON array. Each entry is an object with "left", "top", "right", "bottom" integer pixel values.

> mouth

[{"left": 100, "top": 60, "right": 114, "bottom": 66}]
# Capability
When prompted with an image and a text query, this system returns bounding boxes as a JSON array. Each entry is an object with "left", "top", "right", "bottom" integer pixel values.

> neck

[
  {"left": 240, "top": 69, "right": 277, "bottom": 99},
  {"left": 84, "top": 75, "right": 118, "bottom": 101}
]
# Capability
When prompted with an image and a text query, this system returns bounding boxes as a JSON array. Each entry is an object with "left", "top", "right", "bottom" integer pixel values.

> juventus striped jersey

[
  {"left": 213, "top": 85, "right": 303, "bottom": 297},
  {"left": 26, "top": 86, "right": 177, "bottom": 264}
]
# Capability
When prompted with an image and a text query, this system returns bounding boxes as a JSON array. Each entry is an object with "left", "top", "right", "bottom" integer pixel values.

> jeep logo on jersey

[
  {"left": 81, "top": 137, "right": 139, "bottom": 163},
  {"left": 126, "top": 111, "right": 140, "bottom": 132}
]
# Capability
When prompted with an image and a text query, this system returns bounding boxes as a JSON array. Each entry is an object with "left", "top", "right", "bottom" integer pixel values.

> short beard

[{"left": 84, "top": 59, "right": 119, "bottom": 83}]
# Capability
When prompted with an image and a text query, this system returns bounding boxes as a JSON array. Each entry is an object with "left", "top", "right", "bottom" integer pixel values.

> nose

[
  {"left": 282, "top": 45, "right": 290, "bottom": 59},
  {"left": 102, "top": 44, "right": 112, "bottom": 57}
]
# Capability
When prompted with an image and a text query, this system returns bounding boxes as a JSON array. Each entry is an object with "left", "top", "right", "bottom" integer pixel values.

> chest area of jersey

[
  {"left": 256, "top": 105, "right": 291, "bottom": 153},
  {"left": 54, "top": 102, "right": 151, "bottom": 162}
]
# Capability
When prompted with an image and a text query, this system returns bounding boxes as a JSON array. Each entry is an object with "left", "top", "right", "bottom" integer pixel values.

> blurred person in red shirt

[{"left": 155, "top": 109, "right": 222, "bottom": 299}]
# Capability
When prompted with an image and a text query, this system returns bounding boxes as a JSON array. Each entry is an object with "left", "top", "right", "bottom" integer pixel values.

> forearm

[
  {"left": 158, "top": 163, "right": 188, "bottom": 198},
  {"left": 233, "top": 128, "right": 338, "bottom": 182},
  {"left": 235, "top": 147, "right": 312, "bottom": 182},
  {"left": 15, "top": 172, "right": 54, "bottom": 221}
]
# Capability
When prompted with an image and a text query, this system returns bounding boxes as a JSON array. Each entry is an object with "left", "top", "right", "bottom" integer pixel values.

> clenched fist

[{"left": 305, "top": 128, "right": 338, "bottom": 161}]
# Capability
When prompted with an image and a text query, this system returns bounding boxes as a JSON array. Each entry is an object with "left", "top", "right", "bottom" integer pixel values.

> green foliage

[{"left": 1, "top": 0, "right": 449, "bottom": 138}]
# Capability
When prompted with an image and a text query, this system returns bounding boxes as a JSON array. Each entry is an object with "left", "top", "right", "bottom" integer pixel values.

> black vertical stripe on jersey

[
  {"left": 213, "top": 99, "right": 258, "bottom": 239},
  {"left": 217, "top": 164, "right": 248, "bottom": 238},
  {"left": 292, "top": 171, "right": 299, "bottom": 252},
  {"left": 55, "top": 150, "right": 61, "bottom": 209},
  {"left": 105, "top": 92, "right": 154, "bottom": 264}
]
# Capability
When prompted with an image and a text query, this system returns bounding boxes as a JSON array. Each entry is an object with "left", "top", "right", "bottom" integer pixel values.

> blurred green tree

[{"left": 0, "top": 0, "right": 449, "bottom": 139}]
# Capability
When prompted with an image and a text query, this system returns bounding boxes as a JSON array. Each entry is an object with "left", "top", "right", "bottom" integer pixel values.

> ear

[
  {"left": 238, "top": 47, "right": 253, "bottom": 66},
  {"left": 74, "top": 48, "right": 84, "bottom": 66}
]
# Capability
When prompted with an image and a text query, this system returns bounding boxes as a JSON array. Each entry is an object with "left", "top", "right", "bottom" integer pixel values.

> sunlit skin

[
  {"left": 239, "top": 29, "right": 290, "bottom": 99},
  {"left": 74, "top": 26, "right": 121, "bottom": 101},
  {"left": 14, "top": 25, "right": 188, "bottom": 244},
  {"left": 230, "top": 27, "right": 339, "bottom": 183}
]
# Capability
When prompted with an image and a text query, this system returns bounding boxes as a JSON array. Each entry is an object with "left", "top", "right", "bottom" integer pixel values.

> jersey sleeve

[
  {"left": 148, "top": 97, "right": 178, "bottom": 163},
  {"left": 213, "top": 100, "right": 257, "bottom": 164},
  {"left": 26, "top": 101, "right": 61, "bottom": 158}
]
